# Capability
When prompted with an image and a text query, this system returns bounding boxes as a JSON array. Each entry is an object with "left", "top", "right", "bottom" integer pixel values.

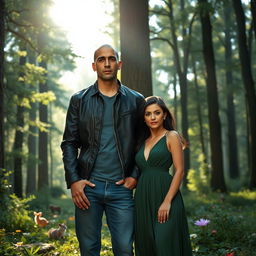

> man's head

[{"left": 92, "top": 44, "right": 121, "bottom": 82}]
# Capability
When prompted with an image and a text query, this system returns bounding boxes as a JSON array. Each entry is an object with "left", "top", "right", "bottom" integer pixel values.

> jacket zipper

[{"left": 113, "top": 96, "right": 125, "bottom": 178}]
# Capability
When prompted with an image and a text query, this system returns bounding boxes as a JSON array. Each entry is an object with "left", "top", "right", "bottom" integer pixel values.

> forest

[{"left": 0, "top": 0, "right": 256, "bottom": 255}]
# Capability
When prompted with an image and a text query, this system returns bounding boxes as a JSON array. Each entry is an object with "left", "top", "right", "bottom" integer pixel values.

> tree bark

[
  {"left": 192, "top": 59, "right": 207, "bottom": 165},
  {"left": 13, "top": 106, "right": 25, "bottom": 197},
  {"left": 49, "top": 103, "right": 53, "bottom": 188},
  {"left": 38, "top": 60, "right": 48, "bottom": 189},
  {"left": 26, "top": 102, "right": 37, "bottom": 194},
  {"left": 119, "top": 0, "right": 152, "bottom": 97},
  {"left": 167, "top": 0, "right": 195, "bottom": 186},
  {"left": 224, "top": 2, "right": 239, "bottom": 179},
  {"left": 26, "top": 52, "right": 37, "bottom": 194},
  {"left": 173, "top": 75, "right": 178, "bottom": 122},
  {"left": 232, "top": 0, "right": 256, "bottom": 189},
  {"left": 37, "top": 29, "right": 48, "bottom": 189},
  {"left": 251, "top": 0, "right": 256, "bottom": 40},
  {"left": 0, "top": 0, "right": 5, "bottom": 169},
  {"left": 13, "top": 53, "right": 26, "bottom": 197},
  {"left": 199, "top": 0, "right": 226, "bottom": 192}
]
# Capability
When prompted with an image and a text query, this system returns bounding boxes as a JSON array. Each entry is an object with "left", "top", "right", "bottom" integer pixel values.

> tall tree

[
  {"left": 36, "top": 0, "right": 52, "bottom": 190},
  {"left": 26, "top": 102, "right": 37, "bottom": 194},
  {"left": 192, "top": 59, "right": 207, "bottom": 165},
  {"left": 26, "top": 48, "right": 37, "bottom": 194},
  {"left": 13, "top": 49, "right": 26, "bottom": 197},
  {"left": 150, "top": 1, "right": 196, "bottom": 185},
  {"left": 0, "top": 0, "right": 5, "bottom": 169},
  {"left": 232, "top": 0, "right": 256, "bottom": 188},
  {"left": 251, "top": 0, "right": 256, "bottom": 39},
  {"left": 224, "top": 1, "right": 239, "bottom": 179},
  {"left": 37, "top": 53, "right": 49, "bottom": 189},
  {"left": 199, "top": 0, "right": 226, "bottom": 192},
  {"left": 119, "top": 0, "right": 152, "bottom": 96}
]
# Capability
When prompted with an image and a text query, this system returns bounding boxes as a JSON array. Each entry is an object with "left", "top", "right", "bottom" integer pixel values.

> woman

[{"left": 134, "top": 96, "right": 192, "bottom": 256}]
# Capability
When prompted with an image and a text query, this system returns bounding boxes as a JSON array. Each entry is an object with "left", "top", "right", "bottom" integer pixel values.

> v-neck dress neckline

[{"left": 143, "top": 133, "right": 167, "bottom": 162}]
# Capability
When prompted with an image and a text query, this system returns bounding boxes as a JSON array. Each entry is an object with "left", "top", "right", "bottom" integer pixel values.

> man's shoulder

[{"left": 71, "top": 85, "right": 94, "bottom": 100}]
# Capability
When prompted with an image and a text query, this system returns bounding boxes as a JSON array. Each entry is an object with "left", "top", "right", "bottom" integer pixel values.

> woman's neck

[{"left": 149, "top": 127, "right": 167, "bottom": 139}]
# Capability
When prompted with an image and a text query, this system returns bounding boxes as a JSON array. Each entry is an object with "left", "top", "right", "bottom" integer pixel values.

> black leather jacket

[{"left": 61, "top": 81, "right": 144, "bottom": 188}]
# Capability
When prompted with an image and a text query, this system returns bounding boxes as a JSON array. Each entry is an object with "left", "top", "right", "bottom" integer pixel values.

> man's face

[{"left": 92, "top": 47, "right": 121, "bottom": 81}]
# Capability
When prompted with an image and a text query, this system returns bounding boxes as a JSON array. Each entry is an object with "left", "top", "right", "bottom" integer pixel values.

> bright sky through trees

[
  {"left": 49, "top": 0, "right": 114, "bottom": 92},
  {"left": 49, "top": 0, "right": 249, "bottom": 93}
]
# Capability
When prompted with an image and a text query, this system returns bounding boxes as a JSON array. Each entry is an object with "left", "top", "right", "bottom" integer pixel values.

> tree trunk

[
  {"left": 173, "top": 75, "right": 178, "bottom": 122},
  {"left": 251, "top": 0, "right": 256, "bottom": 39},
  {"left": 112, "top": 0, "right": 120, "bottom": 50},
  {"left": 232, "top": 0, "right": 256, "bottom": 189},
  {"left": 26, "top": 102, "right": 37, "bottom": 194},
  {"left": 49, "top": 103, "right": 53, "bottom": 188},
  {"left": 26, "top": 52, "right": 37, "bottom": 194},
  {"left": 192, "top": 59, "right": 207, "bottom": 165},
  {"left": 199, "top": 0, "right": 226, "bottom": 192},
  {"left": 224, "top": 2, "right": 239, "bottom": 179},
  {"left": 119, "top": 0, "right": 152, "bottom": 97},
  {"left": 38, "top": 60, "right": 48, "bottom": 189},
  {"left": 13, "top": 106, "right": 25, "bottom": 197},
  {"left": 167, "top": 0, "right": 193, "bottom": 186},
  {"left": 179, "top": 75, "right": 190, "bottom": 187},
  {"left": 0, "top": 0, "right": 5, "bottom": 169},
  {"left": 13, "top": 53, "right": 26, "bottom": 197}
]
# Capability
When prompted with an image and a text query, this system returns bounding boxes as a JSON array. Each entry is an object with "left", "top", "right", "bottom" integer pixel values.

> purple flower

[{"left": 194, "top": 218, "right": 210, "bottom": 226}]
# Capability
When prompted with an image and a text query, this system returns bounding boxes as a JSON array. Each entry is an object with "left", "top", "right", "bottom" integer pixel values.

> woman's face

[{"left": 144, "top": 103, "right": 166, "bottom": 129}]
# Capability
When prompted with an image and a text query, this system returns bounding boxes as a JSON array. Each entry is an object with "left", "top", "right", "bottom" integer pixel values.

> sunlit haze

[{"left": 49, "top": 0, "right": 114, "bottom": 92}]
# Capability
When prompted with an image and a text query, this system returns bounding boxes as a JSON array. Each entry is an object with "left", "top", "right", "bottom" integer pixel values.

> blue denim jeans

[{"left": 75, "top": 178, "right": 134, "bottom": 256}]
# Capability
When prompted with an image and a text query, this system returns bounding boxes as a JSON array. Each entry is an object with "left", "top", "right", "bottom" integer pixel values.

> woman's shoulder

[
  {"left": 166, "top": 130, "right": 180, "bottom": 139},
  {"left": 166, "top": 130, "right": 182, "bottom": 147}
]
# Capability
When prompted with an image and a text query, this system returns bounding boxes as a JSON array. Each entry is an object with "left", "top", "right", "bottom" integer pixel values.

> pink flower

[
  {"left": 211, "top": 229, "right": 217, "bottom": 234},
  {"left": 194, "top": 218, "right": 210, "bottom": 226}
]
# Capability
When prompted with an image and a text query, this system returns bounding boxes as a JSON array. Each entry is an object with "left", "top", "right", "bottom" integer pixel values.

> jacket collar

[{"left": 91, "top": 80, "right": 126, "bottom": 96}]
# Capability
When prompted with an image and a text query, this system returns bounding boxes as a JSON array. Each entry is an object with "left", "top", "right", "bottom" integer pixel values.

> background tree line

[
  {"left": 119, "top": 0, "right": 256, "bottom": 192},
  {"left": 0, "top": 0, "right": 75, "bottom": 197},
  {"left": 0, "top": 0, "right": 255, "bottom": 199}
]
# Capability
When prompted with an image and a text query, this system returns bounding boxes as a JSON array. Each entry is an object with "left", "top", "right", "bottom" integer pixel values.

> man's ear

[
  {"left": 92, "top": 62, "right": 96, "bottom": 71},
  {"left": 118, "top": 61, "right": 122, "bottom": 70}
]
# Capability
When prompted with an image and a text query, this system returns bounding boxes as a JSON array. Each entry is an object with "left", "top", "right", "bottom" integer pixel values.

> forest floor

[{"left": 1, "top": 190, "right": 256, "bottom": 256}]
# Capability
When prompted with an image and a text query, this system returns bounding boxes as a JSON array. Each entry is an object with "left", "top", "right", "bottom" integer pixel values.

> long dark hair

[{"left": 136, "top": 96, "right": 177, "bottom": 151}]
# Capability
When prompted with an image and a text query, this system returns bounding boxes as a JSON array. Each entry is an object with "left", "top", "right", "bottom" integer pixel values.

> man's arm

[
  {"left": 61, "top": 95, "right": 96, "bottom": 209},
  {"left": 61, "top": 95, "right": 81, "bottom": 189}
]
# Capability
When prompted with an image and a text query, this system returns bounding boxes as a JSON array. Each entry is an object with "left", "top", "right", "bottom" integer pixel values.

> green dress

[{"left": 134, "top": 135, "right": 192, "bottom": 256}]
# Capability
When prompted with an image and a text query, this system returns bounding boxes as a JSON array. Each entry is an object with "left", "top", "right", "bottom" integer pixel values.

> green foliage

[
  {"left": 0, "top": 169, "right": 35, "bottom": 232},
  {"left": 186, "top": 191, "right": 256, "bottom": 255},
  {"left": 191, "top": 206, "right": 243, "bottom": 255},
  {"left": 187, "top": 154, "right": 210, "bottom": 194},
  {"left": 50, "top": 186, "right": 66, "bottom": 198},
  {"left": 28, "top": 186, "right": 51, "bottom": 211},
  {"left": 21, "top": 246, "right": 40, "bottom": 256}
]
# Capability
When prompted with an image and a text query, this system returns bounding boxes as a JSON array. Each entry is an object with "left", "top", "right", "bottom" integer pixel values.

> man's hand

[
  {"left": 116, "top": 177, "right": 137, "bottom": 190},
  {"left": 71, "top": 180, "right": 95, "bottom": 210}
]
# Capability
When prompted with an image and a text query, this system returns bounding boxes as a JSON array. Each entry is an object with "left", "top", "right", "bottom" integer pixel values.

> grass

[{"left": 0, "top": 190, "right": 256, "bottom": 256}]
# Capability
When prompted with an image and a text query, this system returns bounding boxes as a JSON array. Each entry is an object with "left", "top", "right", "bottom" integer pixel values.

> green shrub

[
  {"left": 188, "top": 193, "right": 256, "bottom": 255},
  {"left": 50, "top": 186, "right": 66, "bottom": 198},
  {"left": 187, "top": 154, "right": 210, "bottom": 194},
  {"left": 28, "top": 186, "right": 51, "bottom": 211},
  {"left": 0, "top": 169, "right": 35, "bottom": 232}
]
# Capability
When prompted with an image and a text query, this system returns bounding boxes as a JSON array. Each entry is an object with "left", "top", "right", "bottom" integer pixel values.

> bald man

[{"left": 61, "top": 44, "right": 144, "bottom": 256}]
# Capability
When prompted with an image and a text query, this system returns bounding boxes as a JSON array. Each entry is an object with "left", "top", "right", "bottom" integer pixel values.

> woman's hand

[
  {"left": 116, "top": 177, "right": 137, "bottom": 190},
  {"left": 158, "top": 201, "right": 171, "bottom": 223}
]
